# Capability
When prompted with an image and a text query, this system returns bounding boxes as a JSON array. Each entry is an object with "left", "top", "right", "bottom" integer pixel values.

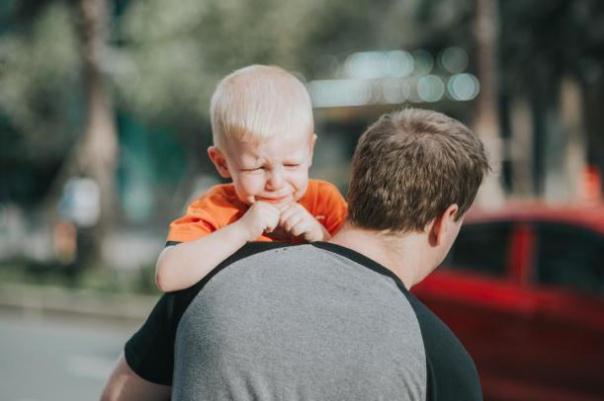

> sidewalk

[{"left": 0, "top": 282, "right": 157, "bottom": 324}]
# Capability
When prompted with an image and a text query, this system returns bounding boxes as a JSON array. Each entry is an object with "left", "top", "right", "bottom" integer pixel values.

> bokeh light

[
  {"left": 417, "top": 75, "right": 445, "bottom": 102},
  {"left": 440, "top": 47, "right": 469, "bottom": 73},
  {"left": 344, "top": 50, "right": 415, "bottom": 79},
  {"left": 382, "top": 78, "right": 410, "bottom": 104},
  {"left": 385, "top": 50, "right": 415, "bottom": 78},
  {"left": 411, "top": 50, "right": 434, "bottom": 75},
  {"left": 447, "top": 73, "right": 480, "bottom": 101},
  {"left": 308, "top": 79, "right": 372, "bottom": 107}
]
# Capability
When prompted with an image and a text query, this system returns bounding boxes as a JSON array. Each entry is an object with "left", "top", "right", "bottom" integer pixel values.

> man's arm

[{"left": 100, "top": 354, "right": 171, "bottom": 401}]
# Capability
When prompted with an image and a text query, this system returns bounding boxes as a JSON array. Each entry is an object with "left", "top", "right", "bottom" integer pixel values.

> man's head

[
  {"left": 348, "top": 107, "right": 489, "bottom": 239},
  {"left": 207, "top": 65, "right": 316, "bottom": 205}
]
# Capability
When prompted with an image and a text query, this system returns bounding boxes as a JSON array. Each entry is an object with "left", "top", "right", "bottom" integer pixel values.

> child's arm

[
  {"left": 155, "top": 201, "right": 281, "bottom": 292},
  {"left": 279, "top": 202, "right": 331, "bottom": 242}
]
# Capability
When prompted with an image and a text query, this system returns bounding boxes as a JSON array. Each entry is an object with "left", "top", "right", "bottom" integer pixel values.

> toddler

[{"left": 155, "top": 65, "right": 348, "bottom": 291}]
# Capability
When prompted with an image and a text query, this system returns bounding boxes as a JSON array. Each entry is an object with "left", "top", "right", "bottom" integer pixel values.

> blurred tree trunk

[
  {"left": 583, "top": 82, "right": 604, "bottom": 201},
  {"left": 543, "top": 77, "right": 587, "bottom": 202},
  {"left": 44, "top": 0, "right": 119, "bottom": 263},
  {"left": 76, "top": 0, "right": 118, "bottom": 258},
  {"left": 473, "top": 0, "right": 505, "bottom": 207},
  {"left": 509, "top": 96, "right": 534, "bottom": 197}
]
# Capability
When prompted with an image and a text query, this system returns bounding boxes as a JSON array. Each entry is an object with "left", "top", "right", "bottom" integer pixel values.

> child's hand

[
  {"left": 238, "top": 201, "right": 282, "bottom": 241},
  {"left": 279, "top": 202, "right": 328, "bottom": 242}
]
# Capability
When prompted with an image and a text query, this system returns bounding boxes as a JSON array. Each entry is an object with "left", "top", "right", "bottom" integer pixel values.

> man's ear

[
  {"left": 428, "top": 204, "right": 460, "bottom": 247},
  {"left": 207, "top": 146, "right": 231, "bottom": 179}
]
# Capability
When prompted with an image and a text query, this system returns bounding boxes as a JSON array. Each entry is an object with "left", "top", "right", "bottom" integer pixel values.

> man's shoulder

[
  {"left": 168, "top": 242, "right": 295, "bottom": 318},
  {"left": 189, "top": 242, "right": 294, "bottom": 285},
  {"left": 228, "top": 241, "right": 294, "bottom": 262},
  {"left": 172, "top": 242, "right": 431, "bottom": 401}
]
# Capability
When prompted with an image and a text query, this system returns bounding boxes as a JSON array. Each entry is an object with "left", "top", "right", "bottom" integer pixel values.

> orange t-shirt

[{"left": 166, "top": 179, "right": 348, "bottom": 243}]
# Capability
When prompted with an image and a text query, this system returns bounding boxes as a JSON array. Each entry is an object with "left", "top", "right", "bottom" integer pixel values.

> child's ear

[
  {"left": 207, "top": 146, "right": 231, "bottom": 178},
  {"left": 308, "top": 134, "right": 317, "bottom": 167}
]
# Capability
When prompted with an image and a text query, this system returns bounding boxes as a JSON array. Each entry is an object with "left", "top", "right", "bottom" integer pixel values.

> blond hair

[
  {"left": 210, "top": 65, "right": 314, "bottom": 149},
  {"left": 348, "top": 108, "right": 490, "bottom": 233}
]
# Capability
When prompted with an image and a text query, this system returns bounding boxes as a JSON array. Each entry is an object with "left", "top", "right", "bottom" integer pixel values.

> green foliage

[
  {"left": 500, "top": 0, "right": 604, "bottom": 93},
  {"left": 6, "top": 0, "right": 603, "bottom": 208},
  {"left": 113, "top": 0, "right": 459, "bottom": 125},
  {"left": 0, "top": 259, "right": 161, "bottom": 295},
  {"left": 0, "top": 0, "right": 477, "bottom": 205},
  {"left": 0, "top": 3, "right": 81, "bottom": 157},
  {"left": 0, "top": 3, "right": 82, "bottom": 204},
  {"left": 0, "top": 0, "right": 477, "bottom": 153}
]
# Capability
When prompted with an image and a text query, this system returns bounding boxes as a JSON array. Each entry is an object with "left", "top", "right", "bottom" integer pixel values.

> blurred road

[{"left": 0, "top": 310, "right": 140, "bottom": 401}]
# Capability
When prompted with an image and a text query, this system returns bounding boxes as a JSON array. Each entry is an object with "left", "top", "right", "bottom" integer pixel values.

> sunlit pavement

[{"left": 0, "top": 310, "right": 140, "bottom": 401}]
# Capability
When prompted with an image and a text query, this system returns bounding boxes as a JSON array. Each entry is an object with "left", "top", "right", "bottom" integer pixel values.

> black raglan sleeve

[
  {"left": 406, "top": 292, "right": 483, "bottom": 401},
  {"left": 125, "top": 293, "right": 180, "bottom": 385},
  {"left": 124, "top": 241, "right": 290, "bottom": 385}
]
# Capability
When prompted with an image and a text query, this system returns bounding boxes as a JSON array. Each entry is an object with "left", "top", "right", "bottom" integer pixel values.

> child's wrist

[{"left": 231, "top": 220, "right": 257, "bottom": 242}]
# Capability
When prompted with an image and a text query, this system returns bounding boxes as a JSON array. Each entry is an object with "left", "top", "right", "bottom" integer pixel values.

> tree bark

[
  {"left": 543, "top": 77, "right": 587, "bottom": 202},
  {"left": 509, "top": 96, "right": 534, "bottom": 197},
  {"left": 473, "top": 0, "right": 505, "bottom": 207},
  {"left": 75, "top": 0, "right": 118, "bottom": 259}
]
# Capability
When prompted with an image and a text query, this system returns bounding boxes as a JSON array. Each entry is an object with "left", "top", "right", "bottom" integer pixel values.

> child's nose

[{"left": 266, "top": 168, "right": 284, "bottom": 190}]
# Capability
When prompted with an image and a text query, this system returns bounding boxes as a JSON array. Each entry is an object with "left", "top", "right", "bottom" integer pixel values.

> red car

[{"left": 412, "top": 203, "right": 604, "bottom": 401}]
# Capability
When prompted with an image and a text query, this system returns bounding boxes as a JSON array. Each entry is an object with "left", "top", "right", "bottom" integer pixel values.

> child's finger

[
  {"left": 278, "top": 204, "right": 294, "bottom": 221},
  {"left": 268, "top": 207, "right": 281, "bottom": 231},
  {"left": 275, "top": 201, "right": 293, "bottom": 213},
  {"left": 279, "top": 207, "right": 297, "bottom": 226},
  {"left": 280, "top": 207, "right": 300, "bottom": 227},
  {"left": 279, "top": 204, "right": 300, "bottom": 224},
  {"left": 290, "top": 220, "right": 311, "bottom": 237},
  {"left": 285, "top": 213, "right": 306, "bottom": 233},
  {"left": 266, "top": 216, "right": 280, "bottom": 233}
]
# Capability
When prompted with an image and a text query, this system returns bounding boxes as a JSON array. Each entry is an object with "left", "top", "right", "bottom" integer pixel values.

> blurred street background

[{"left": 1, "top": 0, "right": 603, "bottom": 400}]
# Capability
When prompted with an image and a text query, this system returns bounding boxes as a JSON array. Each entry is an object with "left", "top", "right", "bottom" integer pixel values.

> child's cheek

[
  {"left": 293, "top": 171, "right": 310, "bottom": 199},
  {"left": 241, "top": 174, "right": 265, "bottom": 195}
]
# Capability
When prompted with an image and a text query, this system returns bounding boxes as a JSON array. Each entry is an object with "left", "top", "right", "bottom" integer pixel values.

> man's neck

[{"left": 328, "top": 224, "right": 427, "bottom": 289}]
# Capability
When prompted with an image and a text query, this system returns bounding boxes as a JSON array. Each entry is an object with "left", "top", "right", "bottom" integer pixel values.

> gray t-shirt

[{"left": 126, "top": 242, "right": 482, "bottom": 401}]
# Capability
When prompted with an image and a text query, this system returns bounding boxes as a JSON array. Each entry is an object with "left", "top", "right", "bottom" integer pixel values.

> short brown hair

[{"left": 347, "top": 108, "right": 490, "bottom": 233}]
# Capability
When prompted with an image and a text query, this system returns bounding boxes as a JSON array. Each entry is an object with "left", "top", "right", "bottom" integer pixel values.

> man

[{"left": 101, "top": 107, "right": 490, "bottom": 401}]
